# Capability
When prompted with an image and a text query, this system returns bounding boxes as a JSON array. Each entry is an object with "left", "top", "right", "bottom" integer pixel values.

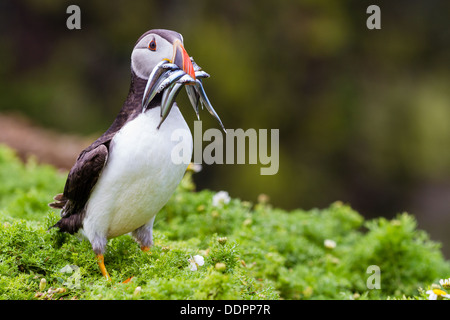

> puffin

[{"left": 49, "top": 29, "right": 219, "bottom": 280}]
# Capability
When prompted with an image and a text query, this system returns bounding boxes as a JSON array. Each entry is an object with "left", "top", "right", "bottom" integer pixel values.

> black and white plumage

[{"left": 49, "top": 29, "right": 207, "bottom": 280}]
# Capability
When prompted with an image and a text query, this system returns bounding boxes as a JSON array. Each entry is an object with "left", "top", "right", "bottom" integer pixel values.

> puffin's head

[{"left": 131, "top": 29, "right": 195, "bottom": 80}]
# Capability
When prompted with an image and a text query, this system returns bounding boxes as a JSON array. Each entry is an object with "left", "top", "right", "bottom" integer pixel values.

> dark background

[{"left": 0, "top": 0, "right": 449, "bottom": 257}]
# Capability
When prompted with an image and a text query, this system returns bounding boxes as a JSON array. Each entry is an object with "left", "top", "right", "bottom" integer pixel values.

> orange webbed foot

[
  {"left": 96, "top": 254, "right": 111, "bottom": 281},
  {"left": 141, "top": 245, "right": 151, "bottom": 253}
]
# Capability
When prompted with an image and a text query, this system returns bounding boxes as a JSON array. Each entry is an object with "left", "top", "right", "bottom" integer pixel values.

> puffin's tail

[
  {"left": 48, "top": 193, "right": 67, "bottom": 209},
  {"left": 47, "top": 196, "right": 84, "bottom": 235}
]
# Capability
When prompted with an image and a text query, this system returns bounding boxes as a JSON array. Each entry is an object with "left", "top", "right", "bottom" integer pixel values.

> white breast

[{"left": 83, "top": 106, "right": 192, "bottom": 239}]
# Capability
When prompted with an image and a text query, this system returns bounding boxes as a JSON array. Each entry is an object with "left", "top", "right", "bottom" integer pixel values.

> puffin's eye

[{"left": 148, "top": 40, "right": 157, "bottom": 51}]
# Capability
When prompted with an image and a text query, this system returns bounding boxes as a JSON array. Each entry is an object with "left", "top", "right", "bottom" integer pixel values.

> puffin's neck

[
  {"left": 128, "top": 72, "right": 162, "bottom": 110},
  {"left": 103, "top": 72, "right": 162, "bottom": 137}
]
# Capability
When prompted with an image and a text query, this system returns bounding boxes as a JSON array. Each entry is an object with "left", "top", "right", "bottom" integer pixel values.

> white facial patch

[{"left": 131, "top": 34, "right": 174, "bottom": 79}]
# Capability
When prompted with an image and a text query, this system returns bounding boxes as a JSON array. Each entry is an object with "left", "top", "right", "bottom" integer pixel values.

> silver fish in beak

[
  {"left": 142, "top": 60, "right": 177, "bottom": 110},
  {"left": 142, "top": 41, "right": 226, "bottom": 132}
]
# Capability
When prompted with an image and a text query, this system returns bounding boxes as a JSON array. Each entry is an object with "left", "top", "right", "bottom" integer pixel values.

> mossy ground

[{"left": 0, "top": 145, "right": 449, "bottom": 300}]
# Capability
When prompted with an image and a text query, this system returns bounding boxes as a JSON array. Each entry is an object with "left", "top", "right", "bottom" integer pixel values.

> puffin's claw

[{"left": 96, "top": 254, "right": 111, "bottom": 281}]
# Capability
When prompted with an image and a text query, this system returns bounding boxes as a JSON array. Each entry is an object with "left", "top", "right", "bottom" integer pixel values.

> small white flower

[
  {"left": 426, "top": 289, "right": 450, "bottom": 300},
  {"left": 439, "top": 278, "right": 450, "bottom": 289},
  {"left": 133, "top": 286, "right": 142, "bottom": 296},
  {"left": 190, "top": 163, "right": 203, "bottom": 173},
  {"left": 324, "top": 239, "right": 336, "bottom": 249},
  {"left": 189, "top": 264, "right": 197, "bottom": 271},
  {"left": 427, "top": 290, "right": 438, "bottom": 300},
  {"left": 189, "top": 255, "right": 205, "bottom": 271},
  {"left": 212, "top": 191, "right": 230, "bottom": 207},
  {"left": 193, "top": 255, "right": 204, "bottom": 266}
]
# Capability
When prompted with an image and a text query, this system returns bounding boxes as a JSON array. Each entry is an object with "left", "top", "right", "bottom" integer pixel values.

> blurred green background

[{"left": 0, "top": 1, "right": 449, "bottom": 256}]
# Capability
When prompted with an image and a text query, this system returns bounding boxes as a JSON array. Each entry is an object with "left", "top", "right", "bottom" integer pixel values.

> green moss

[{"left": 0, "top": 144, "right": 449, "bottom": 300}]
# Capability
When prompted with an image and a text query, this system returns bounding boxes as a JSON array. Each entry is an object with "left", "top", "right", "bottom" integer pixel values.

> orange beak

[{"left": 172, "top": 39, "right": 196, "bottom": 80}]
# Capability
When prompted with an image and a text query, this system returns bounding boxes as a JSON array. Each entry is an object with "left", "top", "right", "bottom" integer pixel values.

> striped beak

[{"left": 172, "top": 39, "right": 196, "bottom": 80}]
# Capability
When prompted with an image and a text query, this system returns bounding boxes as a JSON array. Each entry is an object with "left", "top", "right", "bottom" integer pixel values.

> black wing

[{"left": 49, "top": 143, "right": 108, "bottom": 233}]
